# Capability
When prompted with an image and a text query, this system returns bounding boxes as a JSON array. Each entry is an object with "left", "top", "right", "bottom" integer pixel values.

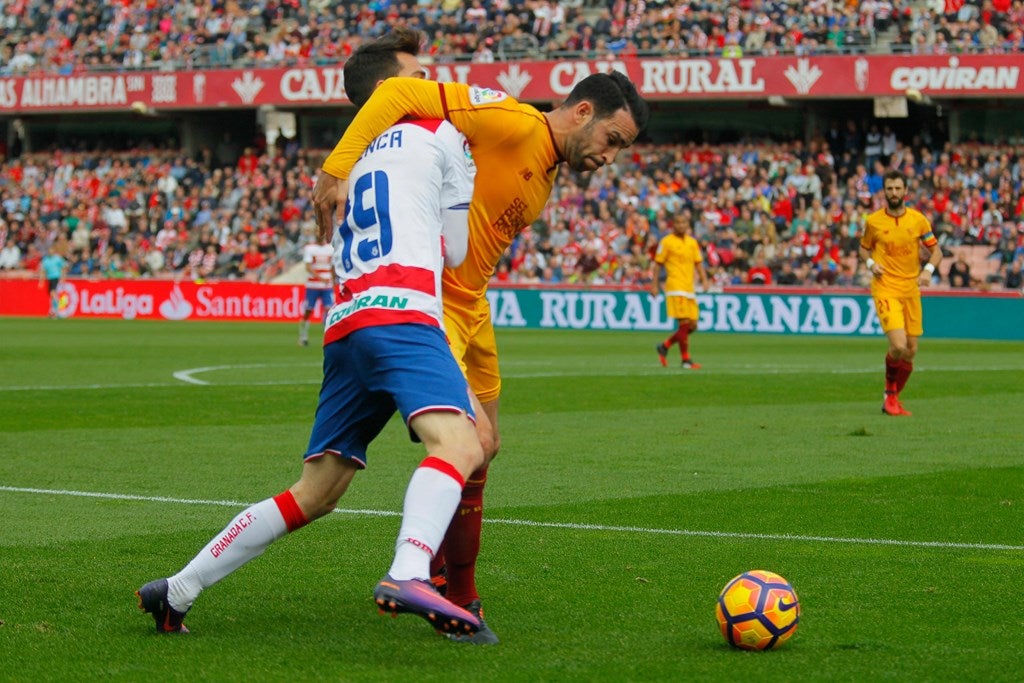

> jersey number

[{"left": 338, "top": 170, "right": 393, "bottom": 272}]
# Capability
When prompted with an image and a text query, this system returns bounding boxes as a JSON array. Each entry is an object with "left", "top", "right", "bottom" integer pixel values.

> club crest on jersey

[{"left": 468, "top": 87, "right": 508, "bottom": 106}]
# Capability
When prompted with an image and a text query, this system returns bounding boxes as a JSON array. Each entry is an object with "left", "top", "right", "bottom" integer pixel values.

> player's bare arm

[
  {"left": 650, "top": 264, "right": 663, "bottom": 296},
  {"left": 859, "top": 245, "right": 881, "bottom": 277},
  {"left": 918, "top": 242, "right": 942, "bottom": 287},
  {"left": 697, "top": 262, "right": 711, "bottom": 291}
]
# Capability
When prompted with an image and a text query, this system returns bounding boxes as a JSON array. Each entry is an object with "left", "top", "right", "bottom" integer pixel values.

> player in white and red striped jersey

[
  {"left": 137, "top": 28, "right": 484, "bottom": 638},
  {"left": 297, "top": 236, "right": 335, "bottom": 346},
  {"left": 321, "top": 117, "right": 472, "bottom": 344}
]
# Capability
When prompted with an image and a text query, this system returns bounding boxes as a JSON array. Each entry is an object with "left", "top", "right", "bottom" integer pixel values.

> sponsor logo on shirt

[
  {"left": 326, "top": 294, "right": 410, "bottom": 327},
  {"left": 493, "top": 197, "right": 530, "bottom": 239}
]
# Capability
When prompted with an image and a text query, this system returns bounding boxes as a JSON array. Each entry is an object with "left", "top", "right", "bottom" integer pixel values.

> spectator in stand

[
  {"left": 0, "top": 237, "right": 20, "bottom": 269},
  {"left": 1006, "top": 258, "right": 1023, "bottom": 290},
  {"left": 747, "top": 255, "right": 773, "bottom": 285},
  {"left": 239, "top": 240, "right": 266, "bottom": 279},
  {"left": 10, "top": 0, "right": 1024, "bottom": 76},
  {"left": 947, "top": 251, "right": 973, "bottom": 287}
]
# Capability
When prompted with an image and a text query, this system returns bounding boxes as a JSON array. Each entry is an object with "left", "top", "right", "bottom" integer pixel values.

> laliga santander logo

[
  {"left": 159, "top": 283, "right": 193, "bottom": 320},
  {"left": 54, "top": 281, "right": 156, "bottom": 319},
  {"left": 55, "top": 282, "right": 78, "bottom": 318}
]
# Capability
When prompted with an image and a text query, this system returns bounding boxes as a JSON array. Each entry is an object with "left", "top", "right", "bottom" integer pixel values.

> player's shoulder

[
  {"left": 449, "top": 83, "right": 522, "bottom": 109},
  {"left": 905, "top": 205, "right": 930, "bottom": 222},
  {"left": 448, "top": 83, "right": 543, "bottom": 120},
  {"left": 865, "top": 207, "right": 887, "bottom": 221}
]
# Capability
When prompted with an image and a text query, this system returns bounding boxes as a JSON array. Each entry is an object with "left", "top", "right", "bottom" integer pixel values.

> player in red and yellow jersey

[
  {"left": 859, "top": 169, "right": 941, "bottom": 417},
  {"left": 313, "top": 67, "right": 648, "bottom": 643},
  {"left": 652, "top": 211, "right": 710, "bottom": 369}
]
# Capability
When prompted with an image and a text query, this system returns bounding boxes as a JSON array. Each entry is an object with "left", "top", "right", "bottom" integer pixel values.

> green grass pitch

[{"left": 1, "top": 317, "right": 1022, "bottom": 681}]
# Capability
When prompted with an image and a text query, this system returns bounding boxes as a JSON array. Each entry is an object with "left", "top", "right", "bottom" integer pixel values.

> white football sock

[
  {"left": 167, "top": 497, "right": 289, "bottom": 611},
  {"left": 387, "top": 459, "right": 464, "bottom": 581}
]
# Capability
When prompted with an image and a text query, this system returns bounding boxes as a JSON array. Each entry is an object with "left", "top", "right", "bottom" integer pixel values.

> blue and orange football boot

[{"left": 374, "top": 574, "right": 479, "bottom": 635}]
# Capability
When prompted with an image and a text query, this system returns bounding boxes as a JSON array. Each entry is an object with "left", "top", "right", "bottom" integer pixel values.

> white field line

[
  {"left": 1, "top": 363, "right": 1022, "bottom": 392},
  {"left": 1, "top": 485, "right": 1020, "bottom": 553},
  {"left": 172, "top": 363, "right": 315, "bottom": 386}
]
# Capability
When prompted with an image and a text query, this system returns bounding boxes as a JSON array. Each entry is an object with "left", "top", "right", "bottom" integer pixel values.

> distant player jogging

[
  {"left": 652, "top": 212, "right": 710, "bottom": 369},
  {"left": 859, "top": 169, "right": 942, "bottom": 416},
  {"left": 137, "top": 30, "right": 483, "bottom": 637}
]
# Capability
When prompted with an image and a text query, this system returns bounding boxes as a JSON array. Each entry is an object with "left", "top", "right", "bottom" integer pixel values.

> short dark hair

[
  {"left": 563, "top": 71, "right": 649, "bottom": 134},
  {"left": 343, "top": 27, "right": 422, "bottom": 109},
  {"left": 883, "top": 168, "right": 907, "bottom": 186}
]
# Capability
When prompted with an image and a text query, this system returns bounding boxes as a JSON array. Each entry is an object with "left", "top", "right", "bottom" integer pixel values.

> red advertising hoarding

[
  {"left": 0, "top": 278, "right": 325, "bottom": 322},
  {"left": 0, "top": 54, "right": 1019, "bottom": 113}
]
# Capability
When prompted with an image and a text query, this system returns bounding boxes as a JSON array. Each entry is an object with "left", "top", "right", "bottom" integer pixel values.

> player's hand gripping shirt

[
  {"left": 323, "top": 78, "right": 561, "bottom": 303},
  {"left": 322, "top": 118, "right": 475, "bottom": 346},
  {"left": 860, "top": 207, "right": 937, "bottom": 298},
  {"left": 654, "top": 233, "right": 703, "bottom": 297},
  {"left": 302, "top": 242, "right": 335, "bottom": 290}
]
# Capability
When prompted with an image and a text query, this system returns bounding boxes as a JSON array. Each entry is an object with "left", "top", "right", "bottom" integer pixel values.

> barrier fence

[{"left": 2, "top": 279, "right": 1021, "bottom": 340}]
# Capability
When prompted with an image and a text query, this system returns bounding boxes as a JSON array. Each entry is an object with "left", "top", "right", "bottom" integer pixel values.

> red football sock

[
  {"left": 884, "top": 354, "right": 900, "bottom": 394},
  {"left": 678, "top": 326, "right": 691, "bottom": 360},
  {"left": 442, "top": 466, "right": 487, "bottom": 607},
  {"left": 895, "top": 359, "right": 913, "bottom": 393},
  {"left": 429, "top": 539, "right": 447, "bottom": 592}
]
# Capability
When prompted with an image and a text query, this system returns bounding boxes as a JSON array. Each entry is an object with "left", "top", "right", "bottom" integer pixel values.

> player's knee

[
  {"left": 476, "top": 428, "right": 498, "bottom": 462},
  {"left": 470, "top": 439, "right": 487, "bottom": 470},
  {"left": 446, "top": 439, "right": 485, "bottom": 478},
  {"left": 292, "top": 477, "right": 350, "bottom": 521},
  {"left": 889, "top": 342, "right": 909, "bottom": 359},
  {"left": 474, "top": 419, "right": 497, "bottom": 460},
  {"left": 293, "top": 490, "right": 334, "bottom": 522}
]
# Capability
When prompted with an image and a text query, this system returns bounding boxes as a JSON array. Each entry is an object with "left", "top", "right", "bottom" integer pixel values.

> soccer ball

[{"left": 715, "top": 570, "right": 800, "bottom": 650}]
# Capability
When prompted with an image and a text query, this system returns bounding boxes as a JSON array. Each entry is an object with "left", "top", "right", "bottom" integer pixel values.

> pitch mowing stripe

[{"left": 1, "top": 485, "right": 1020, "bottom": 552}]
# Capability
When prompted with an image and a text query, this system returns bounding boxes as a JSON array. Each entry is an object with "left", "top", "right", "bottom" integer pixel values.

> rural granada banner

[
  {"left": 0, "top": 54, "right": 1020, "bottom": 112},
  {"left": 0, "top": 278, "right": 323, "bottom": 322},
  {"left": 483, "top": 286, "right": 1024, "bottom": 340}
]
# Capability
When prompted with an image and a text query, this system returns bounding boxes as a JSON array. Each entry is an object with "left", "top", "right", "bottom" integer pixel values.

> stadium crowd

[
  {"left": 2, "top": 120, "right": 1023, "bottom": 291},
  {"left": 2, "top": 0, "right": 1024, "bottom": 76},
  {"left": 0, "top": 134, "right": 320, "bottom": 282}
]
